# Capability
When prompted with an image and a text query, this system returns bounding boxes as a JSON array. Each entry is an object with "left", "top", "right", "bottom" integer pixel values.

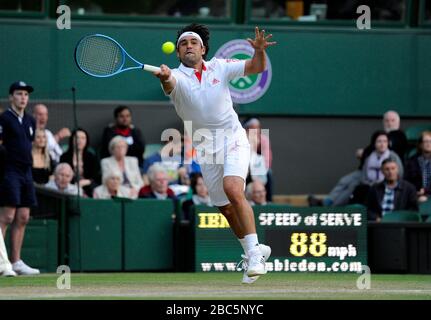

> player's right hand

[{"left": 154, "top": 64, "right": 172, "bottom": 82}]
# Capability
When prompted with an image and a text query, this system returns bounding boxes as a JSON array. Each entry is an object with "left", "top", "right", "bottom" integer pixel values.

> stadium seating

[
  {"left": 381, "top": 210, "right": 422, "bottom": 222},
  {"left": 143, "top": 143, "right": 163, "bottom": 158},
  {"left": 419, "top": 200, "right": 431, "bottom": 222},
  {"left": 405, "top": 124, "right": 431, "bottom": 142}
]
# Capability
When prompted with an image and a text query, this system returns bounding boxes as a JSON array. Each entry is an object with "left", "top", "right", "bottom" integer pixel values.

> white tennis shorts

[{"left": 199, "top": 132, "right": 251, "bottom": 207}]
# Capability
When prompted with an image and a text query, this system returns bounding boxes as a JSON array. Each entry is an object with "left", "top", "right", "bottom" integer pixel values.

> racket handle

[{"left": 143, "top": 65, "right": 161, "bottom": 73}]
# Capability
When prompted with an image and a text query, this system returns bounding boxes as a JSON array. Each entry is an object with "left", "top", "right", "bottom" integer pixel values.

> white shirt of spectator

[
  {"left": 125, "top": 136, "right": 134, "bottom": 145},
  {"left": 153, "top": 191, "right": 168, "bottom": 200},
  {"left": 250, "top": 151, "right": 268, "bottom": 185},
  {"left": 45, "top": 180, "right": 83, "bottom": 196},
  {"left": 45, "top": 129, "right": 63, "bottom": 163},
  {"left": 165, "top": 58, "right": 246, "bottom": 154}
]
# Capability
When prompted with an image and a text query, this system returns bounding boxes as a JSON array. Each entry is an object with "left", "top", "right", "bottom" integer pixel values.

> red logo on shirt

[{"left": 212, "top": 78, "right": 220, "bottom": 85}]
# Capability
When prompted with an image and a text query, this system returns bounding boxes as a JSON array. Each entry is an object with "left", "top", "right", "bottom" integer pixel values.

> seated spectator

[
  {"left": 138, "top": 163, "right": 176, "bottom": 201},
  {"left": 93, "top": 170, "right": 136, "bottom": 199},
  {"left": 367, "top": 158, "right": 418, "bottom": 222},
  {"left": 352, "top": 130, "right": 404, "bottom": 204},
  {"left": 100, "top": 105, "right": 145, "bottom": 167},
  {"left": 60, "top": 128, "right": 99, "bottom": 197},
  {"left": 405, "top": 131, "right": 431, "bottom": 203},
  {"left": 101, "top": 136, "right": 143, "bottom": 194},
  {"left": 142, "top": 136, "right": 193, "bottom": 196},
  {"left": 181, "top": 132, "right": 202, "bottom": 177},
  {"left": 143, "top": 137, "right": 183, "bottom": 183},
  {"left": 358, "top": 110, "right": 408, "bottom": 162},
  {"left": 243, "top": 117, "right": 273, "bottom": 201},
  {"left": 182, "top": 173, "right": 212, "bottom": 220},
  {"left": 31, "top": 128, "right": 54, "bottom": 184},
  {"left": 246, "top": 180, "right": 268, "bottom": 206},
  {"left": 309, "top": 130, "right": 403, "bottom": 207},
  {"left": 45, "top": 163, "right": 83, "bottom": 196},
  {"left": 33, "top": 104, "right": 71, "bottom": 164}
]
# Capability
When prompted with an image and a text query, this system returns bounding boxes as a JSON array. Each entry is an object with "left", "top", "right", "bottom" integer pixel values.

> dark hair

[
  {"left": 190, "top": 172, "right": 203, "bottom": 195},
  {"left": 359, "top": 130, "right": 390, "bottom": 168},
  {"left": 381, "top": 157, "right": 398, "bottom": 168},
  {"left": 176, "top": 23, "right": 210, "bottom": 60},
  {"left": 66, "top": 128, "right": 90, "bottom": 155},
  {"left": 114, "top": 105, "right": 131, "bottom": 119},
  {"left": 370, "top": 130, "right": 389, "bottom": 148}
]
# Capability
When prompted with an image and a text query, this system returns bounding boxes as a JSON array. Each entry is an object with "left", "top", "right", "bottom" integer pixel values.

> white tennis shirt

[{"left": 165, "top": 57, "right": 247, "bottom": 154}]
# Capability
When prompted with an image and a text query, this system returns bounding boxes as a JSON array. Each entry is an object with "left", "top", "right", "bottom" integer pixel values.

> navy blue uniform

[{"left": 0, "top": 108, "right": 37, "bottom": 207}]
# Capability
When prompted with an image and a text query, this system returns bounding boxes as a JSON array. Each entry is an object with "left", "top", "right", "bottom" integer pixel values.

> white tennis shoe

[
  {"left": 12, "top": 260, "right": 40, "bottom": 275},
  {"left": 239, "top": 244, "right": 271, "bottom": 284},
  {"left": 0, "top": 267, "right": 17, "bottom": 277}
]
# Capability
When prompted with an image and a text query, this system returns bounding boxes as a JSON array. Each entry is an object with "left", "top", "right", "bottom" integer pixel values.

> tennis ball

[{"left": 162, "top": 41, "right": 175, "bottom": 55}]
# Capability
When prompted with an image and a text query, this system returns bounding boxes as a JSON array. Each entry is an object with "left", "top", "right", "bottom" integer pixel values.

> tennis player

[{"left": 154, "top": 24, "right": 276, "bottom": 283}]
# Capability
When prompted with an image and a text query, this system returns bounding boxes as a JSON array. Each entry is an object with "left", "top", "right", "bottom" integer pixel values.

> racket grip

[{"left": 143, "top": 65, "right": 161, "bottom": 73}]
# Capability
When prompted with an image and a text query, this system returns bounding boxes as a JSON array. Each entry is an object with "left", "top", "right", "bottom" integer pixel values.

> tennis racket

[{"left": 74, "top": 34, "right": 161, "bottom": 77}]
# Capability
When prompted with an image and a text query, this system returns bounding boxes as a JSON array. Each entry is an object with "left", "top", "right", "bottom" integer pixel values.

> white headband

[{"left": 177, "top": 31, "right": 204, "bottom": 48}]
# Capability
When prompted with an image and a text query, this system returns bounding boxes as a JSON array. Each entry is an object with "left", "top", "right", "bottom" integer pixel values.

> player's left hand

[{"left": 247, "top": 27, "right": 277, "bottom": 51}]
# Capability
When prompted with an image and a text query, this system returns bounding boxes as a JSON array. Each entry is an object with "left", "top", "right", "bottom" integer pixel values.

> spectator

[
  {"left": 0, "top": 104, "right": 16, "bottom": 277},
  {"left": 60, "top": 128, "right": 99, "bottom": 197},
  {"left": 45, "top": 163, "right": 83, "bottom": 196},
  {"left": 358, "top": 110, "right": 408, "bottom": 162},
  {"left": 182, "top": 172, "right": 212, "bottom": 220},
  {"left": 142, "top": 135, "right": 194, "bottom": 196},
  {"left": 138, "top": 163, "right": 176, "bottom": 201},
  {"left": 0, "top": 81, "right": 39, "bottom": 275},
  {"left": 246, "top": 180, "right": 268, "bottom": 206},
  {"left": 31, "top": 128, "right": 54, "bottom": 184},
  {"left": 404, "top": 131, "right": 431, "bottom": 203},
  {"left": 309, "top": 129, "right": 403, "bottom": 207},
  {"left": 100, "top": 106, "right": 146, "bottom": 167},
  {"left": 33, "top": 104, "right": 71, "bottom": 164},
  {"left": 383, "top": 110, "right": 408, "bottom": 161},
  {"left": 367, "top": 158, "right": 418, "bottom": 222},
  {"left": 143, "top": 137, "right": 183, "bottom": 183},
  {"left": 351, "top": 131, "right": 404, "bottom": 204},
  {"left": 244, "top": 117, "right": 273, "bottom": 201},
  {"left": 101, "top": 136, "right": 143, "bottom": 196},
  {"left": 93, "top": 170, "right": 136, "bottom": 199}
]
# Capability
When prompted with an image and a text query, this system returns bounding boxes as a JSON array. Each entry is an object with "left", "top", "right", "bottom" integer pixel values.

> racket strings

[{"left": 77, "top": 37, "right": 123, "bottom": 76}]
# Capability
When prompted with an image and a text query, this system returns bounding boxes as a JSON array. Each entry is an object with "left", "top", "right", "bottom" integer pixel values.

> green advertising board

[{"left": 194, "top": 205, "right": 367, "bottom": 273}]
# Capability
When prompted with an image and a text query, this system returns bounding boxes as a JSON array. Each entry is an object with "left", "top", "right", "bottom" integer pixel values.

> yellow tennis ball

[{"left": 162, "top": 41, "right": 175, "bottom": 54}]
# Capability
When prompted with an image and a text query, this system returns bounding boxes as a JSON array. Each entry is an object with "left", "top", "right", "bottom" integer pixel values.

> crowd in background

[
  {"left": 0, "top": 99, "right": 274, "bottom": 222},
  {"left": 1, "top": 87, "right": 430, "bottom": 224},
  {"left": 308, "top": 111, "right": 431, "bottom": 221}
]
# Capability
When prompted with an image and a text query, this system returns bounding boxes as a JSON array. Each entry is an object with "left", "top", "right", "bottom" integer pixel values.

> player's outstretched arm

[
  {"left": 153, "top": 64, "right": 177, "bottom": 95},
  {"left": 245, "top": 27, "right": 277, "bottom": 76}
]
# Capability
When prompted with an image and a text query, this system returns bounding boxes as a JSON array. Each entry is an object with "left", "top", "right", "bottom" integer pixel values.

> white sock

[
  {"left": 238, "top": 238, "right": 247, "bottom": 254},
  {"left": 244, "top": 233, "right": 261, "bottom": 257}
]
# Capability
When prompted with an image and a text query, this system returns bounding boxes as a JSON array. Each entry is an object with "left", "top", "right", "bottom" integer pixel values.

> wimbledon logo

[{"left": 214, "top": 39, "right": 272, "bottom": 104}]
